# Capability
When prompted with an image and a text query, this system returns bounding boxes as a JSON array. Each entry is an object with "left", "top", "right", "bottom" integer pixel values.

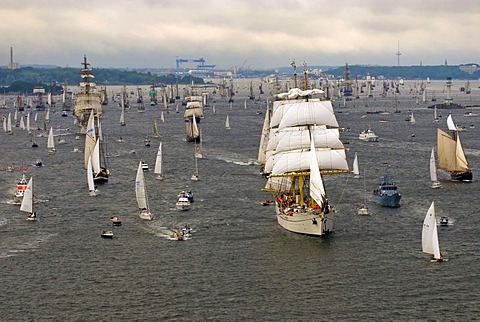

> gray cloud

[{"left": 0, "top": 0, "right": 478, "bottom": 69}]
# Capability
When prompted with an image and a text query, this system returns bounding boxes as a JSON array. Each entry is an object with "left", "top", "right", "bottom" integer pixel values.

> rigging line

[{"left": 333, "top": 173, "right": 350, "bottom": 210}]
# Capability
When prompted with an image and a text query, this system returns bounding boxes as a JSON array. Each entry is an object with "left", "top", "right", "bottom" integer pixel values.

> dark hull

[
  {"left": 94, "top": 170, "right": 109, "bottom": 184},
  {"left": 372, "top": 194, "right": 401, "bottom": 207},
  {"left": 450, "top": 170, "right": 472, "bottom": 182}
]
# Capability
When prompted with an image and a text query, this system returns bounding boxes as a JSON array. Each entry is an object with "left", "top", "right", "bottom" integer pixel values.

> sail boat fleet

[{"left": 2, "top": 56, "right": 474, "bottom": 254}]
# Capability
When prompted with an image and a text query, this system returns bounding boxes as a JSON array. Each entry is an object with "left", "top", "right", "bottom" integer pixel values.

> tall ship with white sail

[
  {"left": 261, "top": 62, "right": 349, "bottom": 236},
  {"left": 73, "top": 55, "right": 103, "bottom": 134},
  {"left": 184, "top": 96, "right": 204, "bottom": 143}
]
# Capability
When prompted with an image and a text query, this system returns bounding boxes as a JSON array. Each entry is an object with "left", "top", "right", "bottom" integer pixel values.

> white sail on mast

[
  {"left": 20, "top": 177, "right": 34, "bottom": 214},
  {"left": 225, "top": 115, "right": 230, "bottom": 129},
  {"left": 119, "top": 105, "right": 126, "bottom": 125},
  {"left": 87, "top": 156, "right": 97, "bottom": 196},
  {"left": 353, "top": 152, "right": 360, "bottom": 178},
  {"left": 47, "top": 127, "right": 55, "bottom": 150},
  {"left": 430, "top": 147, "right": 441, "bottom": 188},
  {"left": 135, "top": 161, "right": 148, "bottom": 210},
  {"left": 84, "top": 110, "right": 96, "bottom": 169},
  {"left": 422, "top": 201, "right": 441, "bottom": 260},
  {"left": 446, "top": 114, "right": 457, "bottom": 131},
  {"left": 154, "top": 142, "right": 164, "bottom": 179},
  {"left": 309, "top": 134, "right": 326, "bottom": 208},
  {"left": 7, "top": 112, "right": 12, "bottom": 133},
  {"left": 91, "top": 139, "right": 102, "bottom": 175},
  {"left": 26, "top": 113, "right": 30, "bottom": 133},
  {"left": 19, "top": 114, "right": 25, "bottom": 130},
  {"left": 257, "top": 104, "right": 271, "bottom": 164}
]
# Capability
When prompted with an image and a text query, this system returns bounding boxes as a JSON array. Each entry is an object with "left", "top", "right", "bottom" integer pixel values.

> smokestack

[{"left": 10, "top": 47, "right": 13, "bottom": 65}]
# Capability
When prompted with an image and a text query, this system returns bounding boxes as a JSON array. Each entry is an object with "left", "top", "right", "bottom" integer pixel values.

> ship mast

[
  {"left": 303, "top": 61, "right": 308, "bottom": 90},
  {"left": 291, "top": 60, "right": 297, "bottom": 89}
]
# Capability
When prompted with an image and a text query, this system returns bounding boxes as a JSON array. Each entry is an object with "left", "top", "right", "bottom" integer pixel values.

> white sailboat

[
  {"left": 357, "top": 169, "right": 370, "bottom": 216},
  {"left": 47, "top": 127, "right": 55, "bottom": 154},
  {"left": 45, "top": 108, "right": 50, "bottom": 123},
  {"left": 19, "top": 114, "right": 25, "bottom": 130},
  {"left": 225, "top": 115, "right": 230, "bottom": 129},
  {"left": 422, "top": 201, "right": 444, "bottom": 262},
  {"left": 87, "top": 156, "right": 99, "bottom": 196},
  {"left": 154, "top": 141, "right": 165, "bottom": 180},
  {"left": 153, "top": 119, "right": 160, "bottom": 138},
  {"left": 191, "top": 144, "right": 200, "bottom": 181},
  {"left": 7, "top": 112, "right": 12, "bottom": 134},
  {"left": 20, "top": 177, "right": 37, "bottom": 221},
  {"left": 26, "top": 112, "right": 31, "bottom": 133},
  {"left": 430, "top": 147, "right": 442, "bottom": 189},
  {"left": 3, "top": 115, "right": 6, "bottom": 132},
  {"left": 433, "top": 105, "right": 439, "bottom": 122},
  {"left": 119, "top": 104, "right": 126, "bottom": 126},
  {"left": 160, "top": 111, "right": 165, "bottom": 123},
  {"left": 409, "top": 112, "right": 416, "bottom": 124},
  {"left": 136, "top": 161, "right": 153, "bottom": 220},
  {"left": 352, "top": 152, "right": 360, "bottom": 178}
]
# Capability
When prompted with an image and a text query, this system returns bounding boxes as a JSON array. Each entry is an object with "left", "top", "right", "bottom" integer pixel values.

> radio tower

[{"left": 396, "top": 41, "right": 401, "bottom": 66}]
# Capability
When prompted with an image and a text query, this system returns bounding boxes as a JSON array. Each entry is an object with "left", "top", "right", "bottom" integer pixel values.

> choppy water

[{"left": 1, "top": 80, "right": 479, "bottom": 320}]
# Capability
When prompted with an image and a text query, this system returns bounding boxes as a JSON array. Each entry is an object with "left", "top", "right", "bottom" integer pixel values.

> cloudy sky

[{"left": 0, "top": 0, "right": 478, "bottom": 70}]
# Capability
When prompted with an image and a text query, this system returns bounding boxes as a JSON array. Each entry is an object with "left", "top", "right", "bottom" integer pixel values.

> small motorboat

[
  {"left": 110, "top": 216, "right": 122, "bottom": 226},
  {"left": 440, "top": 216, "right": 449, "bottom": 227},
  {"left": 172, "top": 230, "right": 184, "bottom": 241},
  {"left": 358, "top": 129, "right": 379, "bottom": 142},
  {"left": 144, "top": 137, "right": 151, "bottom": 147},
  {"left": 35, "top": 159, "right": 43, "bottom": 167},
  {"left": 262, "top": 199, "right": 274, "bottom": 206},
  {"left": 61, "top": 110, "right": 68, "bottom": 117},
  {"left": 101, "top": 230, "right": 114, "bottom": 239},
  {"left": 141, "top": 160, "right": 149, "bottom": 172},
  {"left": 181, "top": 225, "right": 192, "bottom": 237},
  {"left": 176, "top": 191, "right": 191, "bottom": 211},
  {"left": 6, "top": 165, "right": 14, "bottom": 172},
  {"left": 26, "top": 212, "right": 38, "bottom": 221}
]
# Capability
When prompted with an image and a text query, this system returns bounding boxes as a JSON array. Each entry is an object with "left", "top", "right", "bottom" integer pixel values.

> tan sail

[
  {"left": 455, "top": 135, "right": 469, "bottom": 172},
  {"left": 437, "top": 128, "right": 469, "bottom": 172}
]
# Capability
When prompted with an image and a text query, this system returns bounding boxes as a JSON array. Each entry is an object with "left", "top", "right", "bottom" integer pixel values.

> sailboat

[
  {"left": 357, "top": 169, "right": 370, "bottom": 216},
  {"left": 73, "top": 55, "right": 103, "bottom": 134},
  {"left": 225, "top": 115, "right": 230, "bottom": 129},
  {"left": 20, "top": 177, "right": 37, "bottom": 221},
  {"left": 87, "top": 156, "right": 99, "bottom": 196},
  {"left": 47, "top": 127, "right": 55, "bottom": 154},
  {"left": 437, "top": 114, "right": 472, "bottom": 182},
  {"left": 153, "top": 119, "right": 160, "bottom": 138},
  {"left": 191, "top": 144, "right": 200, "bottom": 181},
  {"left": 154, "top": 142, "right": 165, "bottom": 180},
  {"left": 430, "top": 147, "right": 442, "bottom": 188},
  {"left": 135, "top": 161, "right": 153, "bottom": 220},
  {"left": 185, "top": 110, "right": 200, "bottom": 143},
  {"left": 422, "top": 201, "right": 444, "bottom": 262},
  {"left": 257, "top": 102, "right": 271, "bottom": 174},
  {"left": 119, "top": 104, "right": 126, "bottom": 126},
  {"left": 410, "top": 112, "right": 416, "bottom": 124},
  {"left": 262, "top": 62, "right": 349, "bottom": 236},
  {"left": 433, "top": 105, "right": 439, "bottom": 122},
  {"left": 160, "top": 111, "right": 165, "bottom": 123},
  {"left": 352, "top": 152, "right": 360, "bottom": 178},
  {"left": 7, "top": 112, "right": 12, "bottom": 134}
]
